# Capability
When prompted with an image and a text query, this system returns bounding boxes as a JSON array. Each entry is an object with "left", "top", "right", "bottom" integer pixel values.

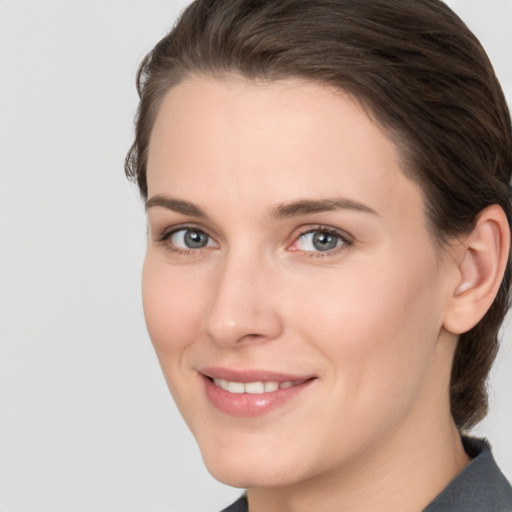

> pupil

[
  {"left": 312, "top": 232, "right": 337, "bottom": 251},
  {"left": 184, "top": 230, "right": 208, "bottom": 248}
]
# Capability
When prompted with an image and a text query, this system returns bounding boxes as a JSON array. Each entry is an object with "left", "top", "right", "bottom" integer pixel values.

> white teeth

[
  {"left": 264, "top": 381, "right": 279, "bottom": 392},
  {"left": 226, "top": 381, "right": 243, "bottom": 393},
  {"left": 213, "top": 378, "right": 230, "bottom": 391},
  {"left": 245, "top": 381, "right": 265, "bottom": 394},
  {"left": 212, "top": 378, "right": 301, "bottom": 394}
]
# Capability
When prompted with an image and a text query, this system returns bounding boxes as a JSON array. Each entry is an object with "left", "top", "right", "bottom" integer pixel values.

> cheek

[
  {"left": 141, "top": 254, "right": 205, "bottom": 364},
  {"left": 291, "top": 251, "right": 443, "bottom": 407}
]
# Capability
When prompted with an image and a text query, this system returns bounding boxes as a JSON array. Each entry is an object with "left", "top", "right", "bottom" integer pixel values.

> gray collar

[{"left": 424, "top": 437, "right": 512, "bottom": 511}]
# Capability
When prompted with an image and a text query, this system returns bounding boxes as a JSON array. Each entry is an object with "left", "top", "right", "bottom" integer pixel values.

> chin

[
  {"left": 200, "top": 442, "right": 303, "bottom": 489},
  {"left": 206, "top": 464, "right": 296, "bottom": 490}
]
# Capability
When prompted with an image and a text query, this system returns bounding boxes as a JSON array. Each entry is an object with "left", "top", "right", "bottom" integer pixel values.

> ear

[{"left": 443, "top": 205, "right": 510, "bottom": 335}]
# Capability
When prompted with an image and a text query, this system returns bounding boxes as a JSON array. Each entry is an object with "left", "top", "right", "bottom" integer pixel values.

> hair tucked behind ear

[{"left": 125, "top": 0, "right": 512, "bottom": 430}]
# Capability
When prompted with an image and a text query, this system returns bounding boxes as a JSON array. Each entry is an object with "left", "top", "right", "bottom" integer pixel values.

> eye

[
  {"left": 168, "top": 228, "right": 216, "bottom": 250},
  {"left": 291, "top": 228, "right": 350, "bottom": 253}
]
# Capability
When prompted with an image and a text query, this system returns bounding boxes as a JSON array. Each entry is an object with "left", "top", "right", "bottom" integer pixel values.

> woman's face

[{"left": 143, "top": 76, "right": 459, "bottom": 488}]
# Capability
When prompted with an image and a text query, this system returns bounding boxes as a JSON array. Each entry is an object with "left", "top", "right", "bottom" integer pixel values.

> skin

[{"left": 143, "top": 75, "right": 473, "bottom": 512}]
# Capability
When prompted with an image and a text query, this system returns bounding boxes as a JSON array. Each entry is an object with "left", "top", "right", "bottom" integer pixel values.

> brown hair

[{"left": 125, "top": 0, "right": 512, "bottom": 430}]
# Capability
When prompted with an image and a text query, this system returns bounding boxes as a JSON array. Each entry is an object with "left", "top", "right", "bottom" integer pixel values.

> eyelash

[
  {"left": 154, "top": 224, "right": 353, "bottom": 258},
  {"left": 292, "top": 226, "right": 353, "bottom": 258},
  {"left": 155, "top": 224, "right": 213, "bottom": 256}
]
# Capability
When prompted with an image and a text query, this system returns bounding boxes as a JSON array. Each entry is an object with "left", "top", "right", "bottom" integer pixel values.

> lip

[
  {"left": 199, "top": 367, "right": 316, "bottom": 417},
  {"left": 200, "top": 367, "right": 312, "bottom": 382}
]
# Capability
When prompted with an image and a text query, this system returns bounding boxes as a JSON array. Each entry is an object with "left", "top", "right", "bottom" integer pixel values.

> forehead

[{"left": 147, "top": 75, "right": 424, "bottom": 223}]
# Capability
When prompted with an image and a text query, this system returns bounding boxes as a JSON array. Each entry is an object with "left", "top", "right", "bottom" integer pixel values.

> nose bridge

[{"left": 204, "top": 245, "right": 283, "bottom": 347}]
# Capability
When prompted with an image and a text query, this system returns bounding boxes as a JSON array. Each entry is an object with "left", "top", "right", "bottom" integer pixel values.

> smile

[
  {"left": 200, "top": 369, "right": 316, "bottom": 417},
  {"left": 212, "top": 378, "right": 307, "bottom": 394}
]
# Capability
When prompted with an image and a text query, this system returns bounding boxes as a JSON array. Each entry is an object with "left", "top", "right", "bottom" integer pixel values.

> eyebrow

[
  {"left": 145, "top": 194, "right": 377, "bottom": 219},
  {"left": 146, "top": 195, "right": 207, "bottom": 218},
  {"left": 269, "top": 198, "right": 378, "bottom": 220}
]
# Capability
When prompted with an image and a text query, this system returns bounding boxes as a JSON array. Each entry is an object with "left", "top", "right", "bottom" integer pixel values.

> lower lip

[{"left": 202, "top": 375, "right": 314, "bottom": 417}]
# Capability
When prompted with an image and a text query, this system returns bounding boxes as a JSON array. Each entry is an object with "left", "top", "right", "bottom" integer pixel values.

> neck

[{"left": 247, "top": 405, "right": 470, "bottom": 512}]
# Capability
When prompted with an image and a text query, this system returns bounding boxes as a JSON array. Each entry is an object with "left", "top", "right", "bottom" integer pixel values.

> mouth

[
  {"left": 199, "top": 368, "right": 316, "bottom": 417},
  {"left": 210, "top": 377, "right": 309, "bottom": 394}
]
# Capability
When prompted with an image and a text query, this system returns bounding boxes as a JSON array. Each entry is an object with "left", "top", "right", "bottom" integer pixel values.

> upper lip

[{"left": 199, "top": 367, "right": 315, "bottom": 383}]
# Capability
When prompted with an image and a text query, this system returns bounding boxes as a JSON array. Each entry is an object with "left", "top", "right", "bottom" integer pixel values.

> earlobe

[{"left": 444, "top": 205, "right": 510, "bottom": 335}]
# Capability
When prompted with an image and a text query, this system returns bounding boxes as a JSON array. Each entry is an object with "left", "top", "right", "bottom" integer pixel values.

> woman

[{"left": 126, "top": 0, "right": 512, "bottom": 510}]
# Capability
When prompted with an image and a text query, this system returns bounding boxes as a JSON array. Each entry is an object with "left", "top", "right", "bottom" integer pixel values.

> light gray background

[{"left": 0, "top": 1, "right": 511, "bottom": 511}]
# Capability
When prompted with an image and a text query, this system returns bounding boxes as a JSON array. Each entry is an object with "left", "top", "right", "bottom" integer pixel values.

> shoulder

[{"left": 424, "top": 437, "right": 512, "bottom": 512}]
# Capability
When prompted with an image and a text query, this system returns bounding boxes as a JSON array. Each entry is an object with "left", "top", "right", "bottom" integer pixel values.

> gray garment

[
  {"left": 424, "top": 437, "right": 512, "bottom": 511},
  {"left": 221, "top": 437, "right": 512, "bottom": 511}
]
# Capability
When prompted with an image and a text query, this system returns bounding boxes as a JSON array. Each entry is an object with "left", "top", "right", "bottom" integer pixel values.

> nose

[{"left": 204, "top": 251, "right": 284, "bottom": 347}]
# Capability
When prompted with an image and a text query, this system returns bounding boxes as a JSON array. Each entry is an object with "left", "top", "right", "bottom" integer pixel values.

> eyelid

[
  {"left": 151, "top": 222, "right": 352, "bottom": 257},
  {"left": 153, "top": 223, "right": 219, "bottom": 252},
  {"left": 288, "top": 225, "right": 354, "bottom": 255},
  {"left": 153, "top": 223, "right": 210, "bottom": 241}
]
